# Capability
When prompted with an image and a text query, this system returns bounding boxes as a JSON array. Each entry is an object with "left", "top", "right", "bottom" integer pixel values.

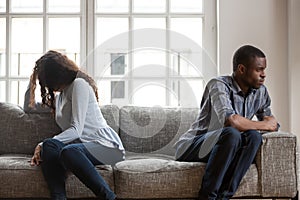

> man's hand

[
  {"left": 263, "top": 116, "right": 278, "bottom": 132},
  {"left": 226, "top": 114, "right": 278, "bottom": 132},
  {"left": 30, "top": 144, "right": 42, "bottom": 166}
]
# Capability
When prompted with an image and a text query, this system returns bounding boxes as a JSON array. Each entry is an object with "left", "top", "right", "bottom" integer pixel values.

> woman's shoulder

[
  {"left": 71, "top": 78, "right": 90, "bottom": 90},
  {"left": 64, "top": 78, "right": 90, "bottom": 97},
  {"left": 74, "top": 77, "right": 89, "bottom": 85}
]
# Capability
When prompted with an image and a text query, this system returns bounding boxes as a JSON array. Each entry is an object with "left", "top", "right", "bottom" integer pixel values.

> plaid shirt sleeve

[{"left": 207, "top": 79, "right": 236, "bottom": 125}]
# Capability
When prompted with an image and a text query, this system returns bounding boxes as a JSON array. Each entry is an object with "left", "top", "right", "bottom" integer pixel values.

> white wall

[
  {"left": 218, "top": 0, "right": 290, "bottom": 131},
  {"left": 288, "top": 0, "right": 300, "bottom": 136}
]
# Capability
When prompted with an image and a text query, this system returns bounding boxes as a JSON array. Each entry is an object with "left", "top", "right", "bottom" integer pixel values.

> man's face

[{"left": 243, "top": 56, "right": 267, "bottom": 89}]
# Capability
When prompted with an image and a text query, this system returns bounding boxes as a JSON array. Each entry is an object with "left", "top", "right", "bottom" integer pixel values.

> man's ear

[{"left": 237, "top": 64, "right": 246, "bottom": 74}]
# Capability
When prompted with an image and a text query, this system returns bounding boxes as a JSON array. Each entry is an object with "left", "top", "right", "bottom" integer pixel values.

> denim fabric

[
  {"left": 41, "top": 138, "right": 116, "bottom": 200},
  {"left": 177, "top": 127, "right": 262, "bottom": 200}
]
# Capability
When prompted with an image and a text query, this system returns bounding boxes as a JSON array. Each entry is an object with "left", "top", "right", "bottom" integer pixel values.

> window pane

[
  {"left": 0, "top": 18, "right": 5, "bottom": 76},
  {"left": 96, "top": 18, "right": 128, "bottom": 77},
  {"left": 11, "top": 0, "right": 43, "bottom": 13},
  {"left": 97, "top": 80, "right": 129, "bottom": 106},
  {"left": 170, "top": 79, "right": 203, "bottom": 107},
  {"left": 0, "top": 81, "right": 5, "bottom": 101},
  {"left": 170, "top": 18, "right": 202, "bottom": 47},
  {"left": 111, "top": 53, "right": 126, "bottom": 75},
  {"left": 10, "top": 80, "right": 27, "bottom": 106},
  {"left": 111, "top": 81, "right": 125, "bottom": 98},
  {"left": 133, "top": 18, "right": 165, "bottom": 30},
  {"left": 170, "top": 52, "right": 201, "bottom": 77},
  {"left": 133, "top": 50, "right": 166, "bottom": 77},
  {"left": 49, "top": 18, "right": 80, "bottom": 63},
  {"left": 12, "top": 18, "right": 42, "bottom": 53},
  {"left": 96, "top": 51, "right": 128, "bottom": 77},
  {"left": 132, "top": 80, "right": 166, "bottom": 106},
  {"left": 0, "top": 0, "right": 5, "bottom": 12},
  {"left": 0, "top": 52, "right": 4, "bottom": 76},
  {"left": 133, "top": 18, "right": 166, "bottom": 56},
  {"left": 48, "top": 0, "right": 80, "bottom": 13},
  {"left": 133, "top": 0, "right": 165, "bottom": 13},
  {"left": 96, "top": 0, "right": 128, "bottom": 13},
  {"left": 11, "top": 53, "right": 42, "bottom": 77},
  {"left": 11, "top": 18, "right": 43, "bottom": 76},
  {"left": 96, "top": 18, "right": 128, "bottom": 46},
  {"left": 171, "top": 0, "right": 203, "bottom": 13}
]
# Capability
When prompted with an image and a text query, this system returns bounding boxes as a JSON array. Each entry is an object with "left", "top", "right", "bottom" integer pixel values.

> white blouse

[{"left": 24, "top": 78, "right": 125, "bottom": 153}]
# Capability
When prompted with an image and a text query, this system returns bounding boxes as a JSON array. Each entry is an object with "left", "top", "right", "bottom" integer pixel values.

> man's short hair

[{"left": 232, "top": 45, "right": 266, "bottom": 71}]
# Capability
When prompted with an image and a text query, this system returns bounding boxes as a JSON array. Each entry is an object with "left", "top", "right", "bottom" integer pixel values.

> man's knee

[
  {"left": 220, "top": 127, "right": 242, "bottom": 147},
  {"left": 244, "top": 130, "right": 263, "bottom": 145}
]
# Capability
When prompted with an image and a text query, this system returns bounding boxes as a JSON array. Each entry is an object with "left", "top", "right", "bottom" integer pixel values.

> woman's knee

[
  {"left": 41, "top": 138, "right": 64, "bottom": 161},
  {"left": 59, "top": 145, "right": 83, "bottom": 165},
  {"left": 60, "top": 146, "right": 75, "bottom": 159}
]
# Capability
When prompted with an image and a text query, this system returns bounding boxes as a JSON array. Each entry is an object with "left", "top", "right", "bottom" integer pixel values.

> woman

[{"left": 26, "top": 50, "right": 125, "bottom": 200}]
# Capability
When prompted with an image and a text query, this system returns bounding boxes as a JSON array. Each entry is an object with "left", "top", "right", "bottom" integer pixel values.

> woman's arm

[{"left": 23, "top": 84, "right": 51, "bottom": 113}]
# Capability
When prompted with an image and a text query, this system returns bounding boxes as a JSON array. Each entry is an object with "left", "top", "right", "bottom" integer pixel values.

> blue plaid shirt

[{"left": 175, "top": 75, "right": 274, "bottom": 158}]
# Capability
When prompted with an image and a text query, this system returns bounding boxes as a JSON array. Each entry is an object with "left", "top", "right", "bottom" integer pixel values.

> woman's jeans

[
  {"left": 176, "top": 127, "right": 262, "bottom": 200},
  {"left": 40, "top": 138, "right": 118, "bottom": 200}
]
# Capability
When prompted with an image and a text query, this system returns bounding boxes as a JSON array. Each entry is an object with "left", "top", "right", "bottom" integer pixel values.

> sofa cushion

[
  {"left": 119, "top": 106, "right": 199, "bottom": 156},
  {"left": 0, "top": 103, "right": 61, "bottom": 155},
  {"left": 0, "top": 154, "right": 114, "bottom": 198},
  {"left": 114, "top": 157, "right": 260, "bottom": 199},
  {"left": 100, "top": 104, "right": 120, "bottom": 134},
  {"left": 114, "top": 158, "right": 205, "bottom": 199},
  {"left": 0, "top": 103, "right": 119, "bottom": 155}
]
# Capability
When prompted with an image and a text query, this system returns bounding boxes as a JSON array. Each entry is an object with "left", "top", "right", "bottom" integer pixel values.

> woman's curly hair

[{"left": 29, "top": 50, "right": 99, "bottom": 112}]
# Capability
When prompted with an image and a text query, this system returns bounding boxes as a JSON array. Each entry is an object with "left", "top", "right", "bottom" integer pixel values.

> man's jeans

[
  {"left": 40, "top": 138, "right": 116, "bottom": 200},
  {"left": 176, "top": 127, "right": 262, "bottom": 200}
]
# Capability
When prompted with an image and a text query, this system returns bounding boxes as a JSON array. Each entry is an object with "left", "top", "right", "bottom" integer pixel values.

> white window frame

[
  {"left": 87, "top": 0, "right": 217, "bottom": 107},
  {"left": 0, "top": 0, "right": 217, "bottom": 107},
  {"left": 0, "top": 0, "right": 85, "bottom": 105}
]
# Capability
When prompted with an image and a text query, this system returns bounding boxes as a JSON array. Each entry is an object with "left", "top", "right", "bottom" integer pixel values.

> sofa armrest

[{"left": 255, "top": 131, "right": 298, "bottom": 198}]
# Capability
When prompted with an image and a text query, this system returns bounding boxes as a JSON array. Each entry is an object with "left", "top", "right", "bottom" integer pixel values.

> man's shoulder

[{"left": 207, "top": 75, "right": 233, "bottom": 88}]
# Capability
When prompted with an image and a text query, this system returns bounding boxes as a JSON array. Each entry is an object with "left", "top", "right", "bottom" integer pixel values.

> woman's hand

[{"left": 30, "top": 144, "right": 42, "bottom": 166}]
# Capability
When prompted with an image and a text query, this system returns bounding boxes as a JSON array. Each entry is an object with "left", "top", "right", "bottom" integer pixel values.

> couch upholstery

[{"left": 0, "top": 102, "right": 298, "bottom": 199}]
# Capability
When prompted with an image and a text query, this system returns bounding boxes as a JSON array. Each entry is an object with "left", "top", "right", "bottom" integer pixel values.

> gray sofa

[{"left": 0, "top": 102, "right": 298, "bottom": 200}]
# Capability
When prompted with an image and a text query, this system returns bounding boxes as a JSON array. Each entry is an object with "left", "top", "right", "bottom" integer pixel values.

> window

[
  {"left": 92, "top": 0, "right": 217, "bottom": 107},
  {"left": 0, "top": 0, "right": 217, "bottom": 108},
  {"left": 0, "top": 0, "right": 82, "bottom": 105}
]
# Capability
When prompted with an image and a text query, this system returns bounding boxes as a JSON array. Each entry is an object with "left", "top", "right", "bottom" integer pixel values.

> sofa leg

[
  {"left": 291, "top": 192, "right": 299, "bottom": 200},
  {"left": 291, "top": 191, "right": 299, "bottom": 200}
]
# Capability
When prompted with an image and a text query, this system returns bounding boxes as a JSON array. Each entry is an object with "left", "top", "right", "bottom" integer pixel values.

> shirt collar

[{"left": 231, "top": 74, "right": 257, "bottom": 96}]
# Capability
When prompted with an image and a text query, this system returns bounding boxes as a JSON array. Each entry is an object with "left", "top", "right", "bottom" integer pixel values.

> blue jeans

[
  {"left": 41, "top": 138, "right": 116, "bottom": 200},
  {"left": 176, "top": 127, "right": 262, "bottom": 200}
]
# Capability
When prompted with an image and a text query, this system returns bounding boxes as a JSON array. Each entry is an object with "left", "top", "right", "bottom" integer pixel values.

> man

[{"left": 174, "top": 45, "right": 278, "bottom": 200}]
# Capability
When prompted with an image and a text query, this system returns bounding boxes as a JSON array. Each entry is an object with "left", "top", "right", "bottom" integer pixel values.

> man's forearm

[{"left": 225, "top": 114, "right": 278, "bottom": 132}]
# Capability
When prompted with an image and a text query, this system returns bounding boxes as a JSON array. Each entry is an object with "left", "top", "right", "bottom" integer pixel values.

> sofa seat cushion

[
  {"left": 114, "top": 158, "right": 205, "bottom": 199},
  {"left": 0, "top": 154, "right": 114, "bottom": 198},
  {"left": 114, "top": 157, "right": 260, "bottom": 199}
]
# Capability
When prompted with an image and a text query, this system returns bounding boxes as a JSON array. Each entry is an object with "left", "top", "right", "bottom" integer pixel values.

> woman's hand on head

[{"left": 30, "top": 144, "right": 42, "bottom": 166}]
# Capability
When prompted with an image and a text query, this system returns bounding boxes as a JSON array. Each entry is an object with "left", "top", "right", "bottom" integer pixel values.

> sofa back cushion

[
  {"left": 0, "top": 102, "right": 61, "bottom": 155},
  {"left": 0, "top": 103, "right": 119, "bottom": 155},
  {"left": 119, "top": 106, "right": 199, "bottom": 157}
]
